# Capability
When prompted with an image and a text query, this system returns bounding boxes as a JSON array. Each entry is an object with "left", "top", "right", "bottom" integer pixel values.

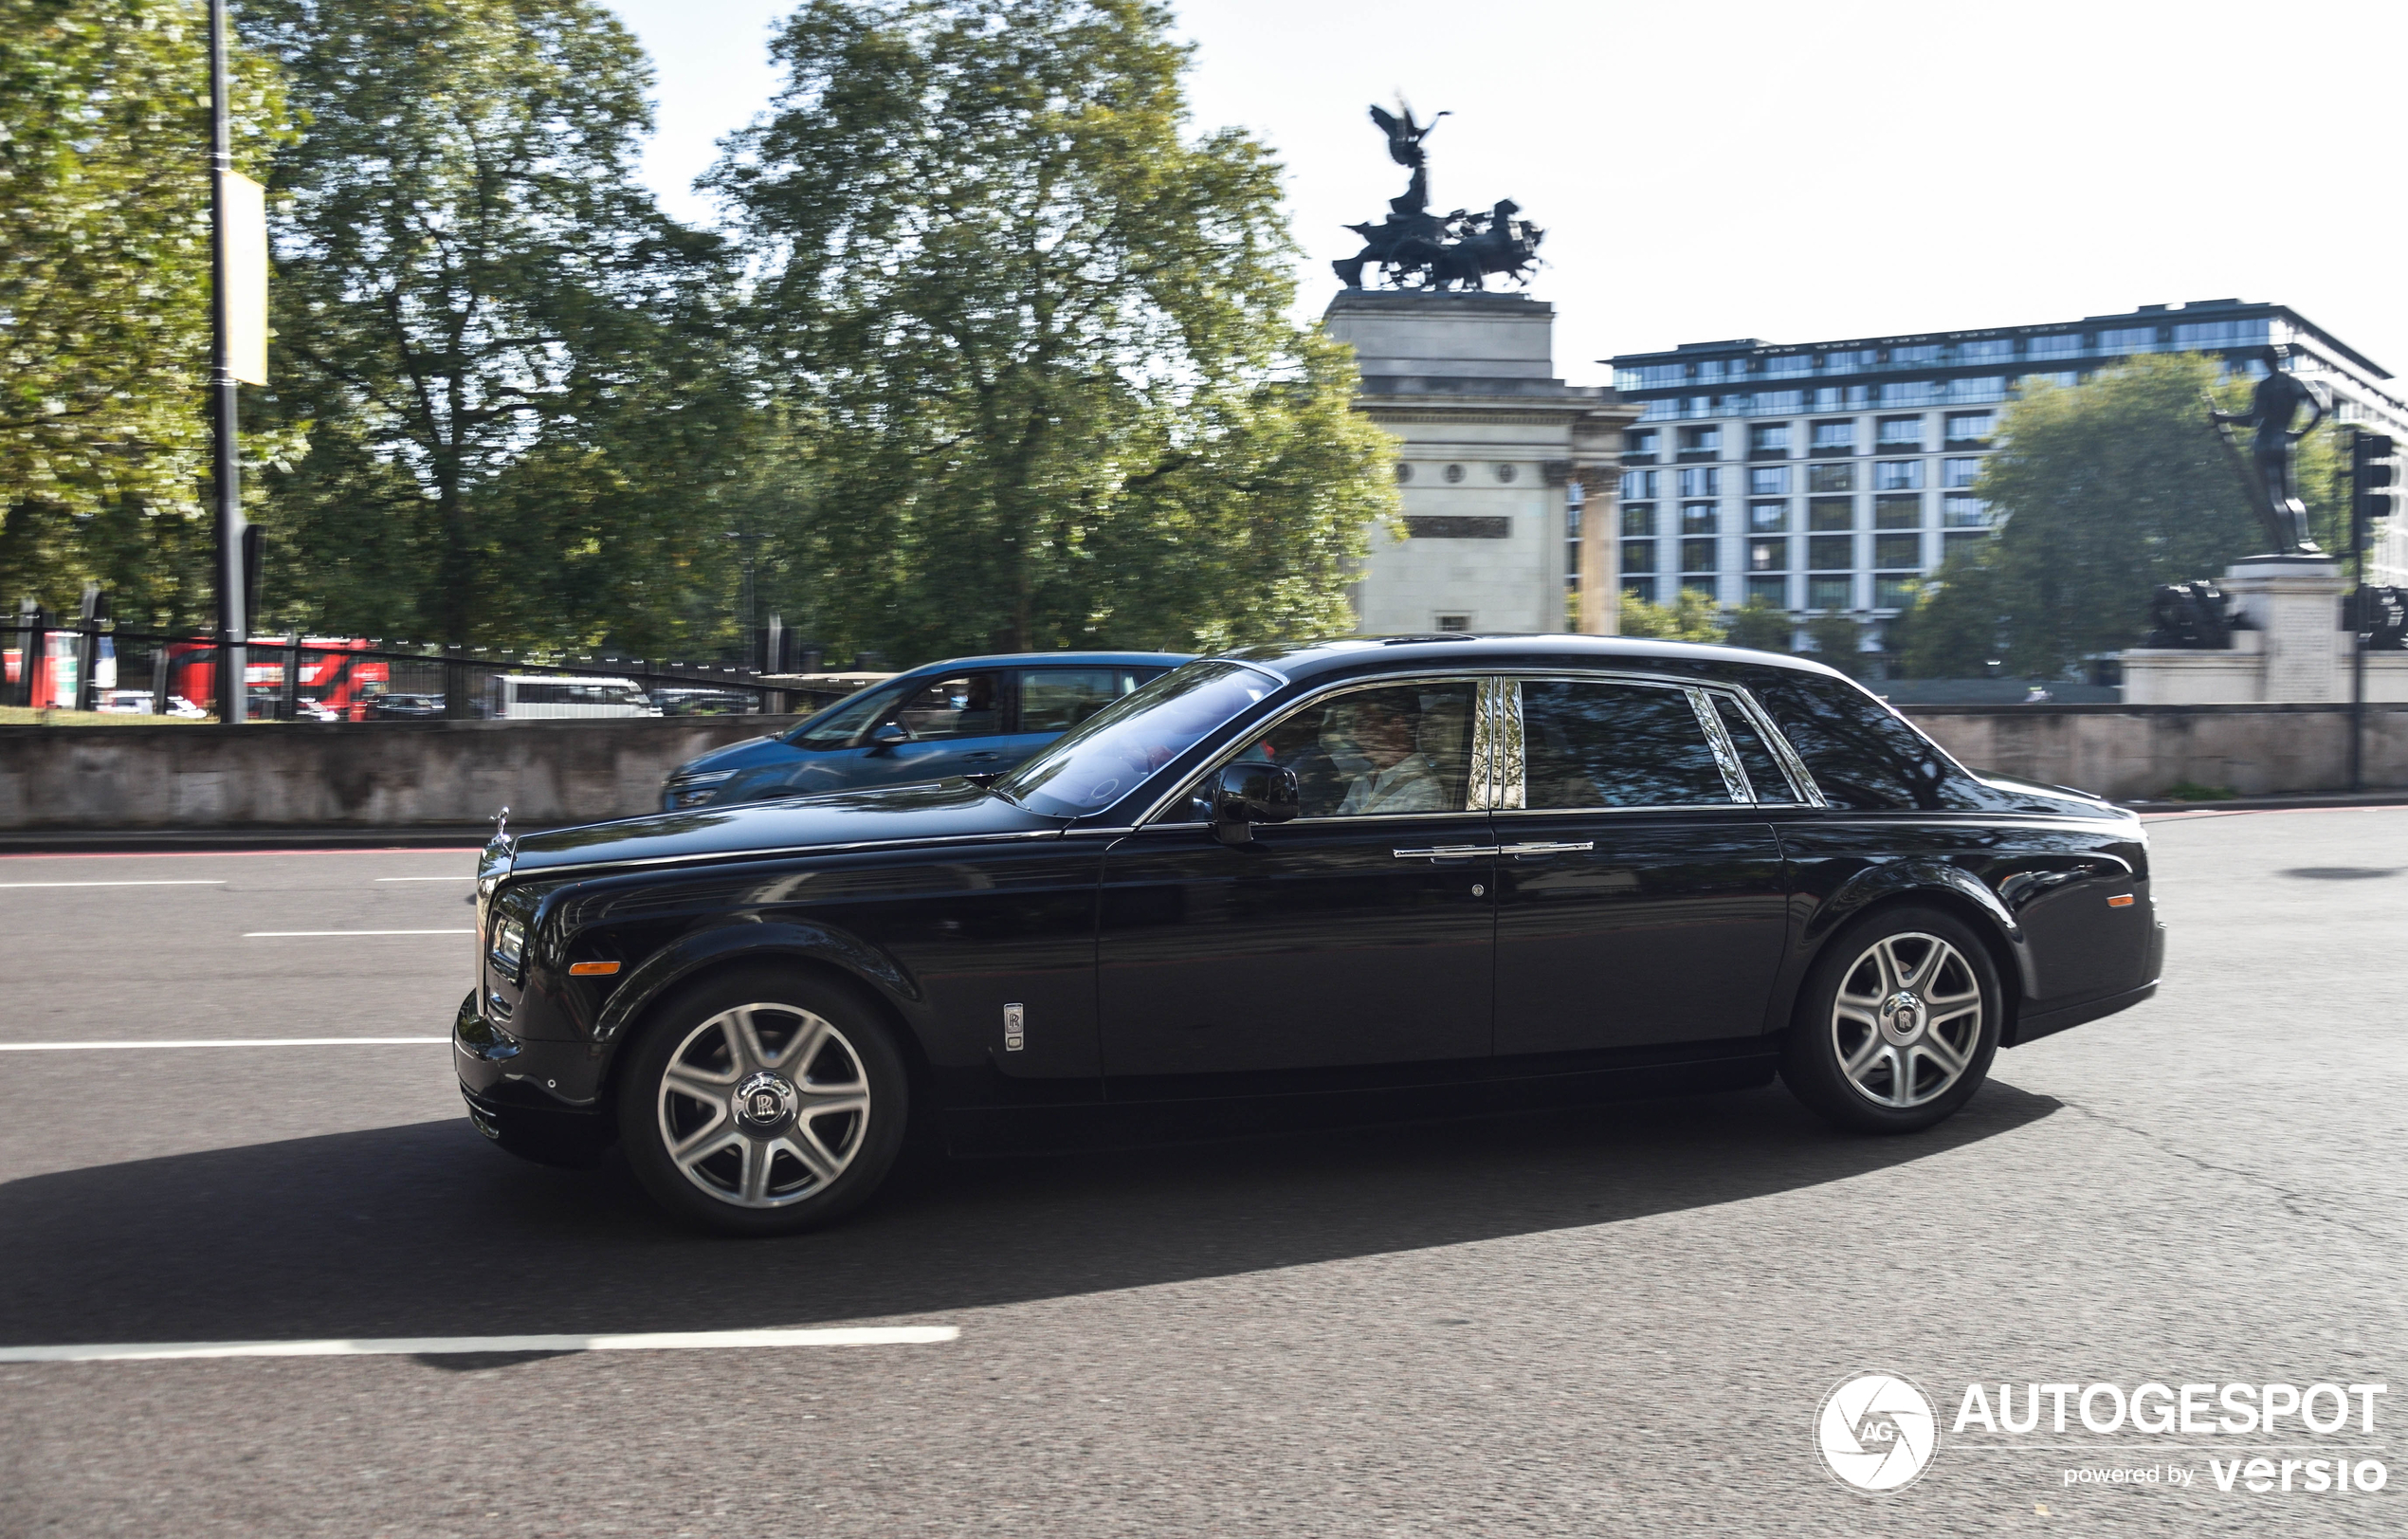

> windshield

[
  {"left": 997, "top": 659, "right": 1280, "bottom": 817},
  {"left": 786, "top": 681, "right": 906, "bottom": 748}
]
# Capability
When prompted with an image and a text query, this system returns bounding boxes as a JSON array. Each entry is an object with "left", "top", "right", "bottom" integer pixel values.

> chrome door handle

[
  {"left": 1500, "top": 840, "right": 1596, "bottom": 857},
  {"left": 1393, "top": 844, "right": 1500, "bottom": 861}
]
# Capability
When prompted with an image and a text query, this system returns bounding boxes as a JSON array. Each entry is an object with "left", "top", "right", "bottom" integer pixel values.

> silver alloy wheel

[
  {"left": 1829, "top": 931, "right": 1983, "bottom": 1108},
  {"left": 655, "top": 1003, "right": 871, "bottom": 1208}
]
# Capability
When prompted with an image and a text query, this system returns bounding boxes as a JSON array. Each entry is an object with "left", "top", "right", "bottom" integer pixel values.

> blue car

[{"left": 660, "top": 651, "right": 1191, "bottom": 811}]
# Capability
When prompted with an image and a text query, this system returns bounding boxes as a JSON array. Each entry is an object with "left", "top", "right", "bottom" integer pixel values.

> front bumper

[{"left": 453, "top": 991, "right": 611, "bottom": 1166}]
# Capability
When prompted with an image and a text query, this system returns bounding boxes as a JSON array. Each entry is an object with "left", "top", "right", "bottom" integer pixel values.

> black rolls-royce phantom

[{"left": 456, "top": 635, "right": 2164, "bottom": 1235}]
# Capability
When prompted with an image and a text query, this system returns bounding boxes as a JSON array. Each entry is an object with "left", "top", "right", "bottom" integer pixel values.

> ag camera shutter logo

[{"left": 1818, "top": 1373, "right": 1940, "bottom": 1492}]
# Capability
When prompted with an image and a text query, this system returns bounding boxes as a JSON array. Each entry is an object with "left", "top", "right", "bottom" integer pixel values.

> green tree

[
  {"left": 0, "top": 0, "right": 290, "bottom": 627},
  {"left": 711, "top": 0, "right": 1393, "bottom": 662},
  {"left": 1890, "top": 550, "right": 2005, "bottom": 677},
  {"left": 1721, "top": 595, "right": 1793, "bottom": 652},
  {"left": 1618, "top": 587, "right": 1724, "bottom": 642},
  {"left": 245, "top": 0, "right": 751, "bottom": 650},
  {"left": 1800, "top": 612, "right": 1866, "bottom": 676},
  {"left": 1943, "top": 353, "right": 2340, "bottom": 677}
]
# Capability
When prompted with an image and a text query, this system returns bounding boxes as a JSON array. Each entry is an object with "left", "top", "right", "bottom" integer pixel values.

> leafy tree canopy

[{"left": 711, "top": 0, "right": 1395, "bottom": 662}]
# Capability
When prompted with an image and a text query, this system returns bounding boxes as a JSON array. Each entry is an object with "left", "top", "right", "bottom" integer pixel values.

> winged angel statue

[{"left": 1333, "top": 101, "right": 1542, "bottom": 292}]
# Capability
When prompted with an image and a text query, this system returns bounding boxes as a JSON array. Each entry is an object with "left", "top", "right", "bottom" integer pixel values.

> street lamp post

[{"left": 207, "top": 0, "right": 246, "bottom": 723}]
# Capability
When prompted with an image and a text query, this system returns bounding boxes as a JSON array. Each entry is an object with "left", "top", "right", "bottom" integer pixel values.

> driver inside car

[{"left": 1332, "top": 693, "right": 1445, "bottom": 815}]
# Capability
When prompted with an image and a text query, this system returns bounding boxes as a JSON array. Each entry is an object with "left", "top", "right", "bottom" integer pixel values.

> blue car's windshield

[
  {"left": 783, "top": 681, "right": 906, "bottom": 748},
  {"left": 996, "top": 660, "right": 1281, "bottom": 817}
]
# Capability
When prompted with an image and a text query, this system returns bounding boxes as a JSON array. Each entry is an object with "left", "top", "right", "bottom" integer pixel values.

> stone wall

[
  {"left": 2, "top": 704, "right": 2403, "bottom": 832},
  {"left": 1905, "top": 703, "right": 2408, "bottom": 801},
  {"left": 0, "top": 716, "right": 802, "bottom": 832}
]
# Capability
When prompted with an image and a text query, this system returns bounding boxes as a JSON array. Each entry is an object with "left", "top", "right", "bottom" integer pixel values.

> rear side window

[
  {"left": 1747, "top": 671, "right": 1978, "bottom": 811},
  {"left": 1519, "top": 681, "right": 1732, "bottom": 808},
  {"left": 1017, "top": 668, "right": 1150, "bottom": 734},
  {"left": 1711, "top": 694, "right": 1798, "bottom": 801}
]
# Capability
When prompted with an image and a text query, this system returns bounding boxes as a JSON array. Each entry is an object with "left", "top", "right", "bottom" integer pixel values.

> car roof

[
  {"left": 890, "top": 650, "right": 1194, "bottom": 677},
  {"left": 1220, "top": 633, "right": 1852, "bottom": 685}
]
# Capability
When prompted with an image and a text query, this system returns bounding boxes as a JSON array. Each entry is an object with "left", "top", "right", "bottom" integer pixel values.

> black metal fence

[{"left": 4, "top": 618, "right": 878, "bottom": 722}]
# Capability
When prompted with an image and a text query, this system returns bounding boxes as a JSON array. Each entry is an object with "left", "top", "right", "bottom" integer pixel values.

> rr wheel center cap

[
  {"left": 1878, "top": 992, "right": 1928, "bottom": 1044},
  {"left": 733, "top": 1071, "right": 798, "bottom": 1134}
]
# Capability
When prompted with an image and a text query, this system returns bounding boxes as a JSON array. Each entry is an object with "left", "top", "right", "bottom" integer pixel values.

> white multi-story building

[{"left": 1605, "top": 300, "right": 2408, "bottom": 627}]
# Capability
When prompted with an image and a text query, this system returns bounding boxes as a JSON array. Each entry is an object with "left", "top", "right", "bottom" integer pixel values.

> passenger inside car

[{"left": 1237, "top": 685, "right": 1474, "bottom": 816}]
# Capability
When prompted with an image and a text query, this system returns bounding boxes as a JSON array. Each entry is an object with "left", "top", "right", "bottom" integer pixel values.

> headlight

[
  {"left": 666, "top": 769, "right": 737, "bottom": 808},
  {"left": 488, "top": 915, "right": 527, "bottom": 984}
]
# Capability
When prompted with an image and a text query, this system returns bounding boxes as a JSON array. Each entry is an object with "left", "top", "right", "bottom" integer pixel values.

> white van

[{"left": 486, "top": 675, "right": 661, "bottom": 720}]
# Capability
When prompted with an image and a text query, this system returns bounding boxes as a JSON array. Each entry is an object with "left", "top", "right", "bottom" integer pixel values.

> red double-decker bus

[{"left": 161, "top": 638, "right": 393, "bottom": 721}]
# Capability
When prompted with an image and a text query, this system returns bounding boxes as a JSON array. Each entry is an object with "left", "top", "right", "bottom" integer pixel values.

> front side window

[
  {"left": 888, "top": 672, "right": 1004, "bottom": 741},
  {"left": 1228, "top": 682, "right": 1477, "bottom": 819},
  {"left": 1003, "top": 661, "right": 1278, "bottom": 816},
  {"left": 1519, "top": 682, "right": 1734, "bottom": 809},
  {"left": 792, "top": 682, "right": 908, "bottom": 746}
]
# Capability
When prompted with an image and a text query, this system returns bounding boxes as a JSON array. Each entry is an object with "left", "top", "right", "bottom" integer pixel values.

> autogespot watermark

[{"left": 1815, "top": 1374, "right": 2389, "bottom": 1498}]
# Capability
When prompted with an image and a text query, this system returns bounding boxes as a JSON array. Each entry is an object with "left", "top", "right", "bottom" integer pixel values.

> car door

[
  {"left": 1095, "top": 676, "right": 1496, "bottom": 1081},
  {"left": 1491, "top": 676, "right": 1792, "bottom": 1057},
  {"left": 851, "top": 669, "right": 1009, "bottom": 787}
]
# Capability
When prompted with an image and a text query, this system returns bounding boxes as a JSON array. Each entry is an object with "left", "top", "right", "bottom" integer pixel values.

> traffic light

[{"left": 2353, "top": 431, "right": 2397, "bottom": 546}]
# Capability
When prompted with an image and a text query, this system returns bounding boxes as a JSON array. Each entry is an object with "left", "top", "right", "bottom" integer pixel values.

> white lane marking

[
  {"left": 0, "top": 1037, "right": 449, "bottom": 1052},
  {"left": 374, "top": 876, "right": 474, "bottom": 882},
  {"left": 0, "top": 1327, "right": 960, "bottom": 1364},
  {"left": 244, "top": 928, "right": 474, "bottom": 937},
  {"left": 0, "top": 880, "right": 228, "bottom": 889}
]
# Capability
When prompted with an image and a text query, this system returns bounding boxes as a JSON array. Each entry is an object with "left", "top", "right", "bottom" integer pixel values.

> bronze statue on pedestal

[{"left": 2205, "top": 345, "right": 2327, "bottom": 555}]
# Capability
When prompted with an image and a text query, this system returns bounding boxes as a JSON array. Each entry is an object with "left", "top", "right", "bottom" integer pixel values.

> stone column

[{"left": 2225, "top": 557, "right": 2350, "bottom": 703}]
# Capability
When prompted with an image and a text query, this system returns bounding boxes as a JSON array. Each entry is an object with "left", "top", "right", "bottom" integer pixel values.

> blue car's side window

[{"left": 1017, "top": 668, "right": 1149, "bottom": 735}]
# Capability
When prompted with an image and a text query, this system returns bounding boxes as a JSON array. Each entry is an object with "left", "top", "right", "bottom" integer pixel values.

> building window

[
  {"left": 1820, "top": 349, "right": 1876, "bottom": 375},
  {"left": 2031, "top": 370, "right": 2081, "bottom": 389},
  {"left": 1872, "top": 460, "right": 1924, "bottom": 491},
  {"left": 1943, "top": 530, "right": 1991, "bottom": 559},
  {"left": 1874, "top": 532, "right": 1922, "bottom": 568},
  {"left": 1762, "top": 355, "right": 1814, "bottom": 379},
  {"left": 1942, "top": 457, "right": 1980, "bottom": 488},
  {"left": 1946, "top": 376, "right": 2007, "bottom": 404},
  {"left": 1621, "top": 469, "right": 1660, "bottom": 500},
  {"left": 1748, "top": 500, "right": 1789, "bottom": 533},
  {"left": 1747, "top": 537, "right": 1787, "bottom": 573},
  {"left": 1872, "top": 575, "right": 1922, "bottom": 610},
  {"left": 1624, "top": 428, "right": 1660, "bottom": 462},
  {"left": 1957, "top": 338, "right": 2016, "bottom": 363},
  {"left": 1434, "top": 614, "right": 1472, "bottom": 632},
  {"left": 1681, "top": 503, "right": 1720, "bottom": 536},
  {"left": 1810, "top": 420, "right": 1855, "bottom": 456},
  {"left": 1808, "top": 496, "right": 1854, "bottom": 532},
  {"left": 2173, "top": 318, "right": 2271, "bottom": 349},
  {"left": 1878, "top": 380, "right": 1942, "bottom": 408},
  {"left": 1678, "top": 426, "right": 1722, "bottom": 458},
  {"left": 1943, "top": 494, "right": 1989, "bottom": 528},
  {"left": 1676, "top": 467, "right": 1720, "bottom": 498},
  {"left": 2026, "top": 333, "right": 2084, "bottom": 359},
  {"left": 1444, "top": 464, "right": 1466, "bottom": 483},
  {"left": 1811, "top": 385, "right": 1870, "bottom": 413},
  {"left": 1395, "top": 463, "right": 1414, "bottom": 484},
  {"left": 1744, "top": 390, "right": 1803, "bottom": 417},
  {"left": 1807, "top": 463, "right": 1855, "bottom": 493},
  {"left": 1943, "top": 412, "right": 1994, "bottom": 446},
  {"left": 1887, "top": 344, "right": 1943, "bottom": 365},
  {"left": 2096, "top": 325, "right": 2159, "bottom": 353},
  {"left": 1808, "top": 534, "right": 1854, "bottom": 571},
  {"left": 1622, "top": 574, "right": 1657, "bottom": 601},
  {"left": 1495, "top": 463, "right": 1518, "bottom": 484},
  {"left": 1623, "top": 539, "right": 1657, "bottom": 577},
  {"left": 1748, "top": 466, "right": 1790, "bottom": 496},
  {"left": 1681, "top": 538, "right": 1718, "bottom": 574},
  {"left": 1746, "top": 574, "right": 1790, "bottom": 609},
  {"left": 1807, "top": 575, "right": 1852, "bottom": 610},
  {"left": 1876, "top": 416, "right": 1925, "bottom": 450},
  {"left": 1749, "top": 424, "right": 1791, "bottom": 458},
  {"left": 1681, "top": 575, "right": 1717, "bottom": 597},
  {"left": 1638, "top": 398, "right": 1677, "bottom": 421},
  {"left": 1874, "top": 494, "right": 1922, "bottom": 530},
  {"left": 1622, "top": 503, "right": 1658, "bottom": 536}
]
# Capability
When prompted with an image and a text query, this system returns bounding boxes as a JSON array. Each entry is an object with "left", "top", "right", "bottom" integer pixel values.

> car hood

[
  {"left": 677, "top": 735, "right": 806, "bottom": 776},
  {"left": 509, "top": 779, "right": 1066, "bottom": 874},
  {"left": 1976, "top": 772, "right": 2126, "bottom": 818}
]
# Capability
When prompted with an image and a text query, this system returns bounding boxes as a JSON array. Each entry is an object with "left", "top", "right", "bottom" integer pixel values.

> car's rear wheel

[
  {"left": 618, "top": 968, "right": 908, "bottom": 1236},
  {"left": 1780, "top": 907, "right": 2000, "bottom": 1134}
]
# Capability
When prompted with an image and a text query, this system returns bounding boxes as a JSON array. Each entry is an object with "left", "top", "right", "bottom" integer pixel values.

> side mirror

[
  {"left": 867, "top": 721, "right": 911, "bottom": 751},
  {"left": 1210, "top": 762, "right": 1300, "bottom": 846}
]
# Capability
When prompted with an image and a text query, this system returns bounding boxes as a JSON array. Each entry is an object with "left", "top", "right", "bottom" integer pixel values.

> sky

[{"left": 607, "top": 0, "right": 2408, "bottom": 389}]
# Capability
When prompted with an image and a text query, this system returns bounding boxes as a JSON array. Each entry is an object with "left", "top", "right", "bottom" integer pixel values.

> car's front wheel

[
  {"left": 1780, "top": 907, "right": 2001, "bottom": 1134},
  {"left": 617, "top": 967, "right": 909, "bottom": 1236}
]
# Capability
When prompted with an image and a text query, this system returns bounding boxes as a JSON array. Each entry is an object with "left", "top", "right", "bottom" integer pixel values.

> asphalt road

[{"left": 0, "top": 812, "right": 2400, "bottom": 1537}]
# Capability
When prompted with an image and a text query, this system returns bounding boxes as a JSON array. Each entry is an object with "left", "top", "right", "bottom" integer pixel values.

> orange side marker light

[
  {"left": 2106, "top": 894, "right": 2135, "bottom": 908},
  {"left": 568, "top": 961, "right": 622, "bottom": 977}
]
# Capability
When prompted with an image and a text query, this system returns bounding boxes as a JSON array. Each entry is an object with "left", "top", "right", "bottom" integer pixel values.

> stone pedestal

[
  {"left": 1322, "top": 291, "right": 1634, "bottom": 635},
  {"left": 2123, "top": 557, "right": 2350, "bottom": 704}
]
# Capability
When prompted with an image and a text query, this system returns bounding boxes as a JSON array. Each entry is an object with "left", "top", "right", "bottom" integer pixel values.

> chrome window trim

[
  {"left": 1470, "top": 677, "right": 1525, "bottom": 810},
  {"left": 1501, "top": 669, "right": 1747, "bottom": 814},
  {"left": 1720, "top": 685, "right": 1826, "bottom": 807},
  {"left": 1133, "top": 669, "right": 1496, "bottom": 830},
  {"left": 1687, "top": 686, "right": 1755, "bottom": 802}
]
